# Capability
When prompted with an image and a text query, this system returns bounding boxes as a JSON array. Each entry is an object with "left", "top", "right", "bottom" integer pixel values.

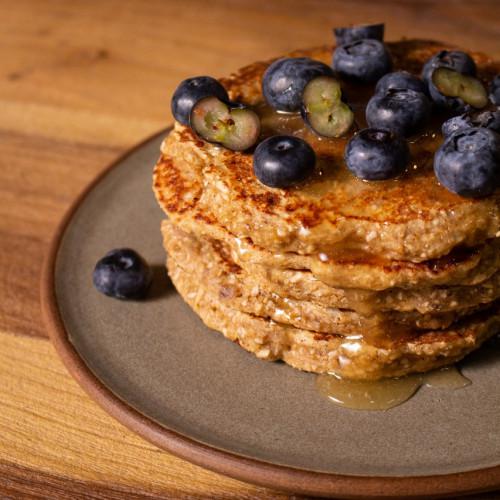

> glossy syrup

[{"left": 316, "top": 366, "right": 471, "bottom": 411}]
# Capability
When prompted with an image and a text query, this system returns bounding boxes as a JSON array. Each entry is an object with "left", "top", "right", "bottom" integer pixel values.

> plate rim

[{"left": 40, "top": 127, "right": 500, "bottom": 499}]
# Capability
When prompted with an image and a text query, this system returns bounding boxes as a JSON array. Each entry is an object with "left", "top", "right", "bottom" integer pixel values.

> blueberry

[
  {"left": 344, "top": 128, "right": 409, "bottom": 180},
  {"left": 430, "top": 68, "right": 487, "bottom": 112},
  {"left": 472, "top": 110, "right": 500, "bottom": 133},
  {"left": 332, "top": 39, "right": 392, "bottom": 83},
  {"left": 421, "top": 51, "right": 477, "bottom": 113},
  {"left": 301, "top": 76, "right": 354, "bottom": 138},
  {"left": 190, "top": 96, "right": 260, "bottom": 151},
  {"left": 490, "top": 75, "right": 500, "bottom": 106},
  {"left": 434, "top": 128, "right": 500, "bottom": 197},
  {"left": 333, "top": 23, "right": 384, "bottom": 45},
  {"left": 441, "top": 114, "right": 472, "bottom": 137},
  {"left": 93, "top": 249, "right": 152, "bottom": 299},
  {"left": 253, "top": 136, "right": 315, "bottom": 188},
  {"left": 366, "top": 88, "right": 431, "bottom": 137},
  {"left": 375, "top": 71, "right": 427, "bottom": 96},
  {"left": 422, "top": 50, "right": 476, "bottom": 84},
  {"left": 442, "top": 110, "right": 500, "bottom": 137},
  {"left": 171, "top": 76, "right": 228, "bottom": 126},
  {"left": 262, "top": 57, "right": 334, "bottom": 112}
]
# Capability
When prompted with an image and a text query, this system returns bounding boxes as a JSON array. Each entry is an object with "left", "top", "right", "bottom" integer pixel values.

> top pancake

[{"left": 154, "top": 40, "right": 500, "bottom": 263}]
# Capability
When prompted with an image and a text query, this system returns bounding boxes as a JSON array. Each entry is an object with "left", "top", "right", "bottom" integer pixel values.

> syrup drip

[{"left": 316, "top": 366, "right": 471, "bottom": 411}]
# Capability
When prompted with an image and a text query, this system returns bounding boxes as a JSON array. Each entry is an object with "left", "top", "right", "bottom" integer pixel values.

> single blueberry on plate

[
  {"left": 442, "top": 110, "right": 500, "bottom": 137},
  {"left": 344, "top": 128, "right": 409, "bottom": 180},
  {"left": 421, "top": 50, "right": 476, "bottom": 85},
  {"left": 434, "top": 127, "right": 500, "bottom": 197},
  {"left": 366, "top": 88, "right": 431, "bottom": 136},
  {"left": 262, "top": 57, "right": 334, "bottom": 112},
  {"left": 375, "top": 71, "right": 427, "bottom": 96},
  {"left": 333, "top": 23, "right": 384, "bottom": 45},
  {"left": 489, "top": 75, "right": 500, "bottom": 106},
  {"left": 332, "top": 39, "right": 392, "bottom": 83},
  {"left": 253, "top": 135, "right": 316, "bottom": 188},
  {"left": 171, "top": 76, "right": 229, "bottom": 126},
  {"left": 93, "top": 248, "right": 152, "bottom": 299}
]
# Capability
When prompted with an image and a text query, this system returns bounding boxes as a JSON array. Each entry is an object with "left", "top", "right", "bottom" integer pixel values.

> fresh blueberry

[
  {"left": 190, "top": 97, "right": 261, "bottom": 151},
  {"left": 93, "top": 248, "right": 152, "bottom": 299},
  {"left": 333, "top": 23, "right": 384, "bottom": 45},
  {"left": 490, "top": 75, "right": 500, "bottom": 106},
  {"left": 421, "top": 50, "right": 476, "bottom": 84},
  {"left": 262, "top": 57, "right": 334, "bottom": 112},
  {"left": 375, "top": 71, "right": 427, "bottom": 96},
  {"left": 442, "top": 110, "right": 500, "bottom": 137},
  {"left": 434, "top": 127, "right": 500, "bottom": 197},
  {"left": 366, "top": 88, "right": 431, "bottom": 136},
  {"left": 301, "top": 76, "right": 354, "bottom": 138},
  {"left": 472, "top": 110, "right": 500, "bottom": 133},
  {"left": 344, "top": 128, "right": 409, "bottom": 180},
  {"left": 332, "top": 39, "right": 392, "bottom": 83},
  {"left": 171, "top": 76, "right": 228, "bottom": 126},
  {"left": 429, "top": 67, "right": 487, "bottom": 112},
  {"left": 428, "top": 84, "right": 469, "bottom": 113},
  {"left": 421, "top": 51, "right": 477, "bottom": 113},
  {"left": 441, "top": 114, "right": 472, "bottom": 137},
  {"left": 253, "top": 136, "right": 315, "bottom": 188}
]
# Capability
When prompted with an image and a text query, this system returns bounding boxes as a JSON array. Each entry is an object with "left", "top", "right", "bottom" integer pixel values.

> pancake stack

[{"left": 153, "top": 40, "right": 500, "bottom": 380}]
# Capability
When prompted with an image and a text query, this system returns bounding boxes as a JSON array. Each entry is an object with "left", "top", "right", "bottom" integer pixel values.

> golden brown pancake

[
  {"left": 167, "top": 255, "right": 500, "bottom": 380},
  {"left": 163, "top": 221, "right": 490, "bottom": 335},
  {"left": 167, "top": 203, "right": 500, "bottom": 290},
  {"left": 153, "top": 39, "right": 500, "bottom": 379},
  {"left": 154, "top": 41, "right": 500, "bottom": 263}
]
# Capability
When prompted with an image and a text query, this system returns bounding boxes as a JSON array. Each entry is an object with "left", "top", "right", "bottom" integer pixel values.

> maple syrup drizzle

[{"left": 316, "top": 366, "right": 471, "bottom": 411}]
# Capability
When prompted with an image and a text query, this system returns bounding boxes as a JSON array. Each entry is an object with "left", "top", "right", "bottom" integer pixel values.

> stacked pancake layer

[{"left": 154, "top": 40, "right": 500, "bottom": 380}]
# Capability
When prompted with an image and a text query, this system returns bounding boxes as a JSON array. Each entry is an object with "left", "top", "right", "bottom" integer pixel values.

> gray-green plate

[{"left": 42, "top": 129, "right": 500, "bottom": 498}]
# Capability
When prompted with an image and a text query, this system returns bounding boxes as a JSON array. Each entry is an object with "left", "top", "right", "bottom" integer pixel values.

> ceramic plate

[{"left": 42, "top": 129, "right": 500, "bottom": 498}]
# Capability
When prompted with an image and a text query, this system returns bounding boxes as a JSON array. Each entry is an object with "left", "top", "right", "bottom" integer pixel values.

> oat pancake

[
  {"left": 162, "top": 219, "right": 500, "bottom": 315},
  {"left": 167, "top": 256, "right": 500, "bottom": 380},
  {"left": 154, "top": 38, "right": 500, "bottom": 379},
  {"left": 163, "top": 221, "right": 488, "bottom": 335},
  {"left": 153, "top": 40, "right": 500, "bottom": 263},
  {"left": 166, "top": 204, "right": 500, "bottom": 290},
  {"left": 251, "top": 263, "right": 500, "bottom": 315}
]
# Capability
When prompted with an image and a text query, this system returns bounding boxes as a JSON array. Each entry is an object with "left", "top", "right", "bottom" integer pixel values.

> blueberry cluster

[{"left": 168, "top": 23, "right": 500, "bottom": 198}]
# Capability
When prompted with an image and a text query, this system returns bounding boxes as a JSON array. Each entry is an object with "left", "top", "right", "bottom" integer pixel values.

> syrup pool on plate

[{"left": 316, "top": 366, "right": 471, "bottom": 411}]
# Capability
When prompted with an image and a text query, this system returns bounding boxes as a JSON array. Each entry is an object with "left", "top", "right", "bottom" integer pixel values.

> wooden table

[{"left": 1, "top": 1, "right": 499, "bottom": 497}]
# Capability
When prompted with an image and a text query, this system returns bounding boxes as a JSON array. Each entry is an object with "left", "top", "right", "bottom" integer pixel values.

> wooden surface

[{"left": 1, "top": 0, "right": 500, "bottom": 498}]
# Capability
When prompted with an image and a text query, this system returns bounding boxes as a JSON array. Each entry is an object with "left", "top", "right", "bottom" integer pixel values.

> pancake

[
  {"left": 162, "top": 218, "right": 500, "bottom": 315},
  {"left": 167, "top": 256, "right": 500, "bottom": 380},
  {"left": 154, "top": 40, "right": 500, "bottom": 263},
  {"left": 250, "top": 263, "right": 500, "bottom": 316},
  {"left": 163, "top": 221, "right": 488, "bottom": 336},
  {"left": 165, "top": 203, "right": 500, "bottom": 290},
  {"left": 154, "top": 38, "right": 500, "bottom": 380}
]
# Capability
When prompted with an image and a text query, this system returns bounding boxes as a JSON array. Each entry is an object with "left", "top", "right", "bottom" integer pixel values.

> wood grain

[
  {"left": 0, "top": 331, "right": 293, "bottom": 499},
  {"left": 1, "top": 0, "right": 499, "bottom": 497}
]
